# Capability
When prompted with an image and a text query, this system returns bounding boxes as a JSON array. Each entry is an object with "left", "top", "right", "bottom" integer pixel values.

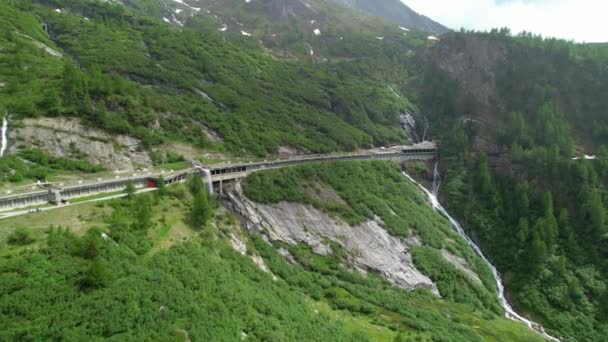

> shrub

[{"left": 7, "top": 228, "right": 35, "bottom": 245}]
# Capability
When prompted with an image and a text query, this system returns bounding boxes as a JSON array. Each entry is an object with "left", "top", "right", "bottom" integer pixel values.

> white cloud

[{"left": 403, "top": 0, "right": 607, "bottom": 42}]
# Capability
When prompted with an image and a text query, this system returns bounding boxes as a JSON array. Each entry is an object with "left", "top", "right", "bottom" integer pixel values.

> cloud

[{"left": 403, "top": 0, "right": 607, "bottom": 42}]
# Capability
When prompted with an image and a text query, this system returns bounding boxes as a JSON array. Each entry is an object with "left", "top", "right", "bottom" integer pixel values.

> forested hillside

[
  {"left": 1, "top": 1, "right": 446, "bottom": 156},
  {"left": 1, "top": 0, "right": 433, "bottom": 160},
  {"left": 417, "top": 30, "right": 608, "bottom": 341}
]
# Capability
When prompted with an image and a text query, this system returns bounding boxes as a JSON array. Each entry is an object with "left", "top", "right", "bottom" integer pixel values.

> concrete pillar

[
  {"left": 49, "top": 190, "right": 62, "bottom": 205},
  {"left": 219, "top": 179, "right": 223, "bottom": 196}
]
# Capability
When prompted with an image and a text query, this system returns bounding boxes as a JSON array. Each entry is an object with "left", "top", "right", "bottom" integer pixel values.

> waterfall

[
  {"left": 400, "top": 112, "right": 420, "bottom": 143},
  {"left": 1, "top": 114, "right": 8, "bottom": 157},
  {"left": 403, "top": 165, "right": 560, "bottom": 342},
  {"left": 431, "top": 161, "right": 441, "bottom": 196},
  {"left": 201, "top": 168, "right": 214, "bottom": 195},
  {"left": 400, "top": 111, "right": 431, "bottom": 144}
]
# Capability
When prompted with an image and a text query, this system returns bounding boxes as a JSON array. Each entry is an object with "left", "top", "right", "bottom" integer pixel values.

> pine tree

[
  {"left": 125, "top": 180, "right": 136, "bottom": 200},
  {"left": 541, "top": 192, "right": 558, "bottom": 250},
  {"left": 558, "top": 208, "right": 575, "bottom": 247},
  {"left": 80, "top": 258, "right": 108, "bottom": 291},
  {"left": 475, "top": 155, "right": 492, "bottom": 198},
  {"left": 187, "top": 174, "right": 204, "bottom": 195},
  {"left": 132, "top": 195, "right": 153, "bottom": 231},
  {"left": 582, "top": 190, "right": 606, "bottom": 246},
  {"left": 516, "top": 217, "right": 529, "bottom": 244},
  {"left": 156, "top": 175, "right": 166, "bottom": 197},
  {"left": 191, "top": 191, "right": 212, "bottom": 228},
  {"left": 529, "top": 231, "right": 547, "bottom": 272}
]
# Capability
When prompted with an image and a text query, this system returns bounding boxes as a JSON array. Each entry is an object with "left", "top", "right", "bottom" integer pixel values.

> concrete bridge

[{"left": 0, "top": 144, "right": 436, "bottom": 211}]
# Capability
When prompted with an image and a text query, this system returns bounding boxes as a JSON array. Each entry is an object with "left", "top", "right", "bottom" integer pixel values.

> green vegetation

[
  {"left": 0, "top": 170, "right": 544, "bottom": 341},
  {"left": 0, "top": 197, "right": 357, "bottom": 340},
  {"left": 0, "top": 149, "right": 105, "bottom": 184},
  {"left": 0, "top": 0, "right": 422, "bottom": 159},
  {"left": 187, "top": 175, "right": 214, "bottom": 228},
  {"left": 244, "top": 161, "right": 500, "bottom": 313},
  {"left": 6, "top": 228, "right": 34, "bottom": 246},
  {"left": 0, "top": 0, "right": 606, "bottom": 340},
  {"left": 420, "top": 31, "right": 608, "bottom": 341}
]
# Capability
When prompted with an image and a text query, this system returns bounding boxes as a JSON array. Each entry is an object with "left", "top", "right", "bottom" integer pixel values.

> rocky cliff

[
  {"left": 225, "top": 181, "right": 440, "bottom": 294},
  {"left": 9, "top": 117, "right": 151, "bottom": 170}
]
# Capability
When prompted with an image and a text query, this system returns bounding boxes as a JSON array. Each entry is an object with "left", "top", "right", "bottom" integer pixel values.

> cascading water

[
  {"left": 1, "top": 114, "right": 8, "bottom": 157},
  {"left": 400, "top": 112, "right": 420, "bottom": 143},
  {"left": 201, "top": 168, "right": 214, "bottom": 195},
  {"left": 431, "top": 161, "right": 441, "bottom": 195},
  {"left": 404, "top": 162, "right": 560, "bottom": 342}
]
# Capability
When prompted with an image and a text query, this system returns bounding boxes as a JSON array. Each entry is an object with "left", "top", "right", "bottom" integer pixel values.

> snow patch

[
  {"left": 54, "top": 9, "right": 62, "bottom": 13},
  {"left": 171, "top": 14, "right": 183, "bottom": 26},
  {"left": 241, "top": 30, "right": 252, "bottom": 36},
  {"left": 219, "top": 24, "right": 228, "bottom": 32},
  {"left": 163, "top": 17, "right": 170, "bottom": 23},
  {"left": 313, "top": 28, "right": 321, "bottom": 36},
  {"left": 170, "top": 0, "right": 200, "bottom": 11},
  {"left": 376, "top": 36, "right": 384, "bottom": 40},
  {"left": 399, "top": 26, "right": 409, "bottom": 31},
  {"left": 427, "top": 36, "right": 440, "bottom": 41},
  {"left": 306, "top": 42, "right": 314, "bottom": 56},
  {"left": 573, "top": 154, "right": 598, "bottom": 160}
]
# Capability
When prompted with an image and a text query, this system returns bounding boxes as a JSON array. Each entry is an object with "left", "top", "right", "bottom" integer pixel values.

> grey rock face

[
  {"left": 226, "top": 182, "right": 439, "bottom": 294},
  {"left": 9, "top": 117, "right": 151, "bottom": 170},
  {"left": 430, "top": 35, "right": 508, "bottom": 113},
  {"left": 441, "top": 249, "right": 482, "bottom": 285}
]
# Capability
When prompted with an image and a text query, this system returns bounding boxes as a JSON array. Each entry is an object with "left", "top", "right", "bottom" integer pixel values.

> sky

[{"left": 402, "top": 0, "right": 607, "bottom": 43}]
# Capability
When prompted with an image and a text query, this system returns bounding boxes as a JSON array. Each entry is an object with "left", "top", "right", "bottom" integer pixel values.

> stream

[
  {"left": 403, "top": 163, "right": 560, "bottom": 341},
  {"left": 1, "top": 114, "right": 8, "bottom": 157}
]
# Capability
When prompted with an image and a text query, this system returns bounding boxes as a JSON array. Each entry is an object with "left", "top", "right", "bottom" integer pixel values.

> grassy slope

[{"left": 0, "top": 168, "right": 544, "bottom": 341}]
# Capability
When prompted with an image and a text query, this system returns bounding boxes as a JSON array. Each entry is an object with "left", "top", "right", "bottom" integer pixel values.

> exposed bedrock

[{"left": 225, "top": 181, "right": 439, "bottom": 295}]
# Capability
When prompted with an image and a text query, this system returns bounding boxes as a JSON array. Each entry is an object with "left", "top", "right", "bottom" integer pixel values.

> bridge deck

[{"left": 0, "top": 146, "right": 436, "bottom": 211}]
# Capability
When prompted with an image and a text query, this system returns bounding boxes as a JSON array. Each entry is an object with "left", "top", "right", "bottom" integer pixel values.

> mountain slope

[
  {"left": 2, "top": 1, "right": 608, "bottom": 341},
  {"left": 1, "top": 0, "right": 424, "bottom": 163},
  {"left": 415, "top": 30, "right": 608, "bottom": 341},
  {"left": 0, "top": 161, "right": 546, "bottom": 341},
  {"left": 327, "top": 0, "right": 448, "bottom": 34}
]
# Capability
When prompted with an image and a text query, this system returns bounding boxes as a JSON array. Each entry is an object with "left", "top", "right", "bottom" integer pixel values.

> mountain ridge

[{"left": 327, "top": 0, "right": 448, "bottom": 34}]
